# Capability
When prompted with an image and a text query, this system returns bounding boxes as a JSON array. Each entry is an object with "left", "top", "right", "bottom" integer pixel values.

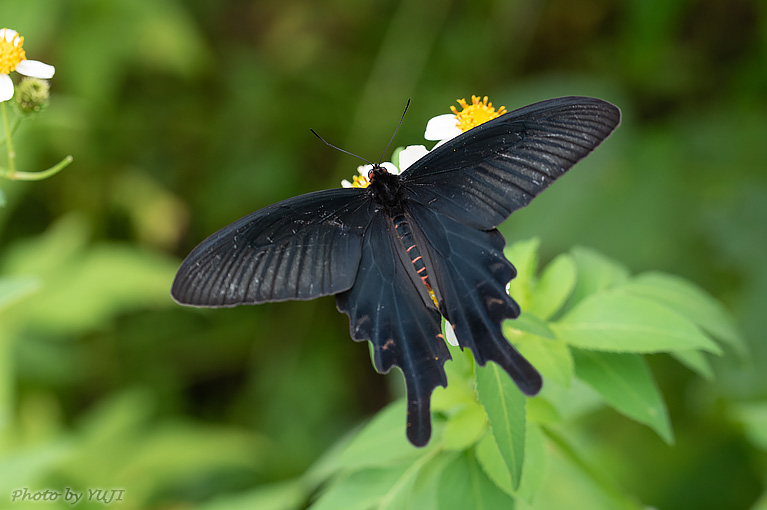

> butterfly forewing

[
  {"left": 401, "top": 96, "right": 621, "bottom": 229},
  {"left": 172, "top": 188, "right": 374, "bottom": 306}
]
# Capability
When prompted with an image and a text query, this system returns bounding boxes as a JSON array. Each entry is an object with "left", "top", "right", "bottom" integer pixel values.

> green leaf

[
  {"left": 1, "top": 215, "right": 177, "bottom": 335},
  {"left": 572, "top": 350, "right": 673, "bottom": 443},
  {"left": 302, "top": 432, "right": 355, "bottom": 489},
  {"left": 510, "top": 332, "right": 574, "bottom": 388},
  {"left": 732, "top": 402, "right": 767, "bottom": 452},
  {"left": 443, "top": 330, "right": 473, "bottom": 376},
  {"left": 309, "top": 463, "right": 415, "bottom": 510},
  {"left": 669, "top": 350, "right": 714, "bottom": 380},
  {"left": 533, "top": 428, "right": 644, "bottom": 510},
  {"left": 515, "top": 423, "right": 546, "bottom": 503},
  {"left": 567, "top": 246, "right": 630, "bottom": 309},
  {"left": 407, "top": 452, "right": 459, "bottom": 510},
  {"left": 1, "top": 214, "right": 90, "bottom": 275},
  {"left": 62, "top": 390, "right": 265, "bottom": 504},
  {"left": 751, "top": 490, "right": 767, "bottom": 510},
  {"left": 528, "top": 253, "right": 577, "bottom": 320},
  {"left": 438, "top": 451, "right": 516, "bottom": 510},
  {"left": 0, "top": 276, "right": 40, "bottom": 313},
  {"left": 538, "top": 378, "right": 605, "bottom": 423},
  {"left": 377, "top": 455, "right": 436, "bottom": 510},
  {"left": 526, "top": 397, "right": 561, "bottom": 425},
  {"left": 310, "top": 452, "right": 439, "bottom": 510},
  {"left": 332, "top": 399, "right": 425, "bottom": 471},
  {"left": 476, "top": 424, "right": 546, "bottom": 502},
  {"left": 552, "top": 292, "right": 722, "bottom": 354},
  {"left": 20, "top": 245, "right": 176, "bottom": 334},
  {"left": 475, "top": 362, "right": 526, "bottom": 490},
  {"left": 198, "top": 480, "right": 306, "bottom": 510},
  {"left": 475, "top": 433, "right": 514, "bottom": 496},
  {"left": 441, "top": 402, "right": 488, "bottom": 451},
  {"left": 505, "top": 313, "right": 556, "bottom": 339},
  {"left": 617, "top": 271, "right": 746, "bottom": 355},
  {"left": 0, "top": 441, "right": 72, "bottom": 495},
  {"left": 506, "top": 238, "right": 541, "bottom": 310}
]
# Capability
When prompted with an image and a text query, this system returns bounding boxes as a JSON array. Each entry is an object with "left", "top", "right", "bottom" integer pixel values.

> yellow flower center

[
  {"left": 350, "top": 174, "right": 370, "bottom": 188},
  {"left": 0, "top": 29, "right": 26, "bottom": 75},
  {"left": 450, "top": 95, "right": 507, "bottom": 132}
]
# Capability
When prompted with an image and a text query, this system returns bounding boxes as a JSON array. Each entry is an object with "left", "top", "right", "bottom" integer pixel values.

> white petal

[
  {"left": 15, "top": 60, "right": 55, "bottom": 79},
  {"left": 2, "top": 29, "right": 18, "bottom": 43},
  {"left": 0, "top": 74, "right": 14, "bottom": 101},
  {"left": 357, "top": 164, "right": 371, "bottom": 176},
  {"left": 398, "top": 145, "right": 428, "bottom": 171},
  {"left": 445, "top": 322, "right": 459, "bottom": 346},
  {"left": 424, "top": 114, "right": 460, "bottom": 141},
  {"left": 380, "top": 161, "right": 399, "bottom": 174},
  {"left": 341, "top": 179, "right": 353, "bottom": 188}
]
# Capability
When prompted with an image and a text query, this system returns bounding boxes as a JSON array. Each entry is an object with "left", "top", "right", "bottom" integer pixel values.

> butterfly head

[
  {"left": 367, "top": 162, "right": 391, "bottom": 179},
  {"left": 367, "top": 162, "right": 402, "bottom": 208}
]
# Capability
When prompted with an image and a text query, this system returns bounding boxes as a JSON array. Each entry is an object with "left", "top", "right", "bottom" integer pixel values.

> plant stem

[
  {"left": 0, "top": 117, "right": 20, "bottom": 148},
  {"left": 0, "top": 102, "right": 16, "bottom": 178},
  {"left": 0, "top": 102, "right": 73, "bottom": 181},
  {"left": 0, "top": 155, "right": 73, "bottom": 181}
]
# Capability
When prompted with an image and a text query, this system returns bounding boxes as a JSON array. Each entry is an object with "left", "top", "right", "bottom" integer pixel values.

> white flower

[
  {"left": 0, "top": 28, "right": 55, "bottom": 102},
  {"left": 397, "top": 145, "right": 429, "bottom": 172},
  {"left": 425, "top": 114, "right": 462, "bottom": 144},
  {"left": 424, "top": 95, "right": 507, "bottom": 146}
]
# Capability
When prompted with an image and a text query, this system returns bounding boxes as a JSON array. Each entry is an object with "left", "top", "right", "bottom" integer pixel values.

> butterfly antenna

[
  {"left": 379, "top": 98, "right": 410, "bottom": 164},
  {"left": 310, "top": 129, "right": 372, "bottom": 166}
]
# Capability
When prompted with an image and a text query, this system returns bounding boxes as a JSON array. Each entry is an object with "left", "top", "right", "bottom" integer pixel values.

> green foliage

[
  {"left": 202, "top": 238, "right": 734, "bottom": 510},
  {"left": 1, "top": 215, "right": 177, "bottom": 334},
  {"left": 14, "top": 233, "right": 719, "bottom": 510}
]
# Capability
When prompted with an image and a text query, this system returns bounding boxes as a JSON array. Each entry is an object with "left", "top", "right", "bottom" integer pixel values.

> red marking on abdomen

[{"left": 392, "top": 212, "right": 434, "bottom": 294}]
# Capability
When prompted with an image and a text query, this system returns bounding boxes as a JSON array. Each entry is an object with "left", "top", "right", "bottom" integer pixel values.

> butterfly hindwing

[
  {"left": 172, "top": 188, "right": 374, "bottom": 307},
  {"left": 406, "top": 201, "right": 542, "bottom": 395},
  {"left": 335, "top": 213, "right": 451, "bottom": 447},
  {"left": 400, "top": 96, "right": 621, "bottom": 229}
]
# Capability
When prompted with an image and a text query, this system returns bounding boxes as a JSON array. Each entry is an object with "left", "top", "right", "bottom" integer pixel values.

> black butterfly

[{"left": 172, "top": 96, "right": 621, "bottom": 446}]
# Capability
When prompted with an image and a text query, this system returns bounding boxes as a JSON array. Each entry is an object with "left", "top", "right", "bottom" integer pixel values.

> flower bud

[{"left": 15, "top": 77, "right": 50, "bottom": 114}]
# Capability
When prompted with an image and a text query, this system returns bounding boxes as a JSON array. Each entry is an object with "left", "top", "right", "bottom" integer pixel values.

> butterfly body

[
  {"left": 172, "top": 96, "right": 621, "bottom": 446},
  {"left": 389, "top": 206, "right": 435, "bottom": 295}
]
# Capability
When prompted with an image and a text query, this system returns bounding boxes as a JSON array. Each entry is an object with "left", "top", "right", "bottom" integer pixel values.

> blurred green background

[{"left": 0, "top": 0, "right": 765, "bottom": 508}]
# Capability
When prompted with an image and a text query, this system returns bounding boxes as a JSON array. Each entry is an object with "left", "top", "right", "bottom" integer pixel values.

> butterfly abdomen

[{"left": 391, "top": 211, "right": 433, "bottom": 291}]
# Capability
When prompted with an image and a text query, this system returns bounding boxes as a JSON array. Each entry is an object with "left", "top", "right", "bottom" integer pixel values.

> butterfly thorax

[{"left": 367, "top": 164, "right": 403, "bottom": 210}]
